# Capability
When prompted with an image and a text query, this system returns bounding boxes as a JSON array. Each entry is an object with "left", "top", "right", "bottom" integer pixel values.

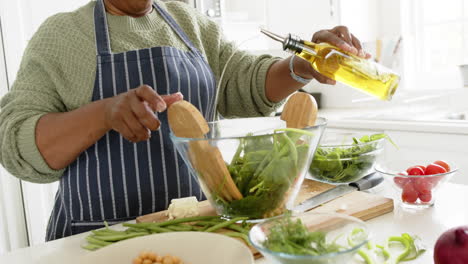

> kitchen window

[{"left": 401, "top": 0, "right": 467, "bottom": 90}]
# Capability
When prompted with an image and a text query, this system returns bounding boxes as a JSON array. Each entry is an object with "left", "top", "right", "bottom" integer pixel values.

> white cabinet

[
  {"left": 264, "top": 0, "right": 340, "bottom": 43},
  {"left": 219, "top": 0, "right": 340, "bottom": 51}
]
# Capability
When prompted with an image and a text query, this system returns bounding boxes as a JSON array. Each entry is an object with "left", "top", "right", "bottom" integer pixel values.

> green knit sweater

[{"left": 0, "top": 0, "right": 282, "bottom": 183}]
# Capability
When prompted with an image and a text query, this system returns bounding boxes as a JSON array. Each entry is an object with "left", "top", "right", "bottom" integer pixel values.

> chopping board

[
  {"left": 137, "top": 179, "right": 393, "bottom": 224},
  {"left": 136, "top": 179, "right": 393, "bottom": 258}
]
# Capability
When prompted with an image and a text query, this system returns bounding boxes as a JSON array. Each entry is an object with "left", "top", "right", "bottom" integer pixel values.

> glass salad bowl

[
  {"left": 308, "top": 131, "right": 387, "bottom": 184},
  {"left": 376, "top": 160, "right": 457, "bottom": 209},
  {"left": 249, "top": 212, "right": 369, "bottom": 264},
  {"left": 170, "top": 117, "right": 326, "bottom": 219}
]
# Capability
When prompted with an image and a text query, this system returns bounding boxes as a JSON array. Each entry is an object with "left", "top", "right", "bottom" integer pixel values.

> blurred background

[{"left": 0, "top": 0, "right": 467, "bottom": 256}]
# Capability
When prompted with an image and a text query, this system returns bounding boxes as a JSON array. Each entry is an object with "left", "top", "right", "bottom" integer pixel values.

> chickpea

[
  {"left": 162, "top": 255, "right": 173, "bottom": 264},
  {"left": 172, "top": 256, "right": 181, "bottom": 264},
  {"left": 142, "top": 259, "right": 152, "bottom": 264},
  {"left": 139, "top": 251, "right": 149, "bottom": 259},
  {"left": 156, "top": 256, "right": 163, "bottom": 262},
  {"left": 132, "top": 257, "right": 143, "bottom": 264},
  {"left": 148, "top": 253, "right": 157, "bottom": 261}
]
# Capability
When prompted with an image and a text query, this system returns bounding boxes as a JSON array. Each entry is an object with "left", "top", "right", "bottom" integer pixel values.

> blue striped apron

[{"left": 45, "top": 0, "right": 215, "bottom": 241}]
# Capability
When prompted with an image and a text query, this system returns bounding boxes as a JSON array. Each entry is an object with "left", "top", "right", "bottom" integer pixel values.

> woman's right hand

[{"left": 104, "top": 85, "right": 183, "bottom": 143}]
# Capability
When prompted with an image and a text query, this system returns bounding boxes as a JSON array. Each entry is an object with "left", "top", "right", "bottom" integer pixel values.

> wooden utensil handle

[{"left": 281, "top": 92, "right": 318, "bottom": 128}]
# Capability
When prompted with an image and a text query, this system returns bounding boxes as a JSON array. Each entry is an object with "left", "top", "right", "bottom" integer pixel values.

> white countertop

[
  {"left": 2, "top": 182, "right": 467, "bottom": 264},
  {"left": 312, "top": 108, "right": 468, "bottom": 135},
  {"left": 317, "top": 108, "right": 468, "bottom": 135}
]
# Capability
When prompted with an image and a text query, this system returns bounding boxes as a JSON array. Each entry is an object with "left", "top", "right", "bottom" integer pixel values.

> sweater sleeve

[
  {"left": 214, "top": 40, "right": 284, "bottom": 118},
  {"left": 166, "top": 1, "right": 284, "bottom": 118},
  {"left": 0, "top": 16, "right": 70, "bottom": 183}
]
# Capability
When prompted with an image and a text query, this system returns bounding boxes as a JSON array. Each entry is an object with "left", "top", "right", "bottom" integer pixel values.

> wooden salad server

[
  {"left": 281, "top": 92, "right": 318, "bottom": 128},
  {"left": 167, "top": 100, "right": 243, "bottom": 202}
]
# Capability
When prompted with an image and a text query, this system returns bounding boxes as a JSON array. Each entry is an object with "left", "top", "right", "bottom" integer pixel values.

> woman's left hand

[{"left": 294, "top": 25, "right": 371, "bottom": 85}]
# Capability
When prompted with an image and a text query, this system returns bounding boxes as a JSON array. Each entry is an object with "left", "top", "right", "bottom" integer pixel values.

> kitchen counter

[
  {"left": 1, "top": 182, "right": 467, "bottom": 264},
  {"left": 317, "top": 108, "right": 468, "bottom": 135}
]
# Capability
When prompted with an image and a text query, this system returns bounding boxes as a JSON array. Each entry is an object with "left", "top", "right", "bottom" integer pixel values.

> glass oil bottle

[{"left": 261, "top": 29, "right": 400, "bottom": 101}]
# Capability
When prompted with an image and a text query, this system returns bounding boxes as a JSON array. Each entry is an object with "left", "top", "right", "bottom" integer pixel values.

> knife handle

[{"left": 349, "top": 172, "right": 383, "bottom": 191}]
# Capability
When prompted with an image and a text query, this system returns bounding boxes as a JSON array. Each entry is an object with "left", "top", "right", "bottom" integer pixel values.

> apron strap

[
  {"left": 93, "top": 0, "right": 202, "bottom": 56},
  {"left": 152, "top": 2, "right": 202, "bottom": 55},
  {"left": 93, "top": 0, "right": 112, "bottom": 56}
]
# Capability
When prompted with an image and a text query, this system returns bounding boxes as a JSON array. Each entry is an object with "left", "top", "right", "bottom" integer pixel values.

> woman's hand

[
  {"left": 104, "top": 85, "right": 183, "bottom": 143},
  {"left": 294, "top": 25, "right": 371, "bottom": 85}
]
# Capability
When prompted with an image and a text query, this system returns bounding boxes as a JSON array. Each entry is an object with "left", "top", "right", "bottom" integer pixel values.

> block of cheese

[{"left": 165, "top": 196, "right": 199, "bottom": 220}]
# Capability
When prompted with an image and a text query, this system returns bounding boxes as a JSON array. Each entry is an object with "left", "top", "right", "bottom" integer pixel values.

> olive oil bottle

[{"left": 261, "top": 29, "right": 399, "bottom": 101}]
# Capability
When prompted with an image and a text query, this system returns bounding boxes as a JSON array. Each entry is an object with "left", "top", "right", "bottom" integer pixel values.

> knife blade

[{"left": 293, "top": 172, "right": 383, "bottom": 213}]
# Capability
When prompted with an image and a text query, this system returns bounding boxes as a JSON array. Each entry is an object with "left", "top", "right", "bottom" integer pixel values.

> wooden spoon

[
  {"left": 167, "top": 100, "right": 243, "bottom": 202},
  {"left": 281, "top": 92, "right": 318, "bottom": 128}
]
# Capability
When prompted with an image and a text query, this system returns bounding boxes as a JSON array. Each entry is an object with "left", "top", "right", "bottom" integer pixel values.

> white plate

[{"left": 79, "top": 232, "right": 254, "bottom": 264}]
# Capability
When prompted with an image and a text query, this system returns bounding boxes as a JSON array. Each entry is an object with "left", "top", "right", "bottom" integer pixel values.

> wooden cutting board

[
  {"left": 136, "top": 179, "right": 393, "bottom": 259},
  {"left": 137, "top": 179, "right": 393, "bottom": 223}
]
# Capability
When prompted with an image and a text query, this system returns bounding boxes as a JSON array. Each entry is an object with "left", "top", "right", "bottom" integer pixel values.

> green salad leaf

[
  {"left": 263, "top": 216, "right": 343, "bottom": 256},
  {"left": 218, "top": 129, "right": 312, "bottom": 218},
  {"left": 261, "top": 215, "right": 425, "bottom": 264},
  {"left": 310, "top": 133, "right": 395, "bottom": 183}
]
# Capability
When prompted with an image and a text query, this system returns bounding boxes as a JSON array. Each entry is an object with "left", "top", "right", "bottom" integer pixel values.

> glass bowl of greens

[
  {"left": 249, "top": 212, "right": 369, "bottom": 264},
  {"left": 171, "top": 117, "right": 326, "bottom": 220},
  {"left": 308, "top": 132, "right": 391, "bottom": 184}
]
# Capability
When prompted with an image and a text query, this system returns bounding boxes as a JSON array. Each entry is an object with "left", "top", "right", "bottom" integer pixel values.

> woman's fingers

[
  {"left": 313, "top": 26, "right": 372, "bottom": 58},
  {"left": 112, "top": 115, "right": 138, "bottom": 142},
  {"left": 310, "top": 69, "right": 336, "bottom": 85},
  {"left": 313, "top": 30, "right": 358, "bottom": 55},
  {"left": 134, "top": 85, "right": 166, "bottom": 112},
  {"left": 121, "top": 109, "right": 151, "bottom": 142},
  {"left": 331, "top": 26, "right": 354, "bottom": 47},
  {"left": 351, "top": 34, "right": 371, "bottom": 58},
  {"left": 105, "top": 85, "right": 184, "bottom": 143},
  {"left": 161, "top": 92, "right": 184, "bottom": 107},
  {"left": 129, "top": 93, "right": 161, "bottom": 131}
]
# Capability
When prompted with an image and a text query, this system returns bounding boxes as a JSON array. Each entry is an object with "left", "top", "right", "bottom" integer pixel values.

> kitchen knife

[{"left": 293, "top": 172, "right": 383, "bottom": 213}]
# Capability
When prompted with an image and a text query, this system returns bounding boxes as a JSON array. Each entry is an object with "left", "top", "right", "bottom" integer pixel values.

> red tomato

[
  {"left": 394, "top": 177, "right": 410, "bottom": 188},
  {"left": 419, "top": 192, "right": 432, "bottom": 203},
  {"left": 428, "top": 175, "right": 444, "bottom": 187},
  {"left": 394, "top": 172, "right": 409, "bottom": 188},
  {"left": 433, "top": 160, "right": 450, "bottom": 172},
  {"left": 425, "top": 164, "right": 447, "bottom": 175},
  {"left": 407, "top": 166, "right": 425, "bottom": 176},
  {"left": 413, "top": 178, "right": 432, "bottom": 194},
  {"left": 402, "top": 182, "right": 418, "bottom": 203}
]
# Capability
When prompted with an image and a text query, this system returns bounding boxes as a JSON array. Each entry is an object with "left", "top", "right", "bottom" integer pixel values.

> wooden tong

[{"left": 167, "top": 92, "right": 318, "bottom": 203}]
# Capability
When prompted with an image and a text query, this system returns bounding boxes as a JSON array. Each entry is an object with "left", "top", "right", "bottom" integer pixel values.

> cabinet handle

[{"left": 329, "top": 0, "right": 335, "bottom": 18}]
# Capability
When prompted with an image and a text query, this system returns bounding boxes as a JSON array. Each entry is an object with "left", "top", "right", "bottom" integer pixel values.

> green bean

[
  {"left": 225, "top": 224, "right": 250, "bottom": 234},
  {"left": 125, "top": 227, "right": 150, "bottom": 234},
  {"left": 191, "top": 226, "right": 205, "bottom": 231},
  {"left": 91, "top": 229, "right": 123, "bottom": 235},
  {"left": 223, "top": 232, "right": 250, "bottom": 245},
  {"left": 81, "top": 243, "right": 104, "bottom": 251},
  {"left": 93, "top": 232, "right": 148, "bottom": 242},
  {"left": 86, "top": 236, "right": 112, "bottom": 247},
  {"left": 146, "top": 226, "right": 172, "bottom": 233},
  {"left": 166, "top": 224, "right": 194, "bottom": 231},
  {"left": 204, "top": 217, "right": 248, "bottom": 232}
]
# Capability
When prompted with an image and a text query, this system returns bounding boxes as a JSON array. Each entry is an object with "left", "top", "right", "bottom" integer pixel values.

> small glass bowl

[
  {"left": 376, "top": 161, "right": 457, "bottom": 209},
  {"left": 249, "top": 212, "right": 369, "bottom": 264},
  {"left": 308, "top": 131, "right": 385, "bottom": 184}
]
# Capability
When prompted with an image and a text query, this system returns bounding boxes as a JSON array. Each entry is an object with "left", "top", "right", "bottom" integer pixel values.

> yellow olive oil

[
  {"left": 260, "top": 29, "right": 400, "bottom": 101},
  {"left": 298, "top": 41, "right": 399, "bottom": 100}
]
